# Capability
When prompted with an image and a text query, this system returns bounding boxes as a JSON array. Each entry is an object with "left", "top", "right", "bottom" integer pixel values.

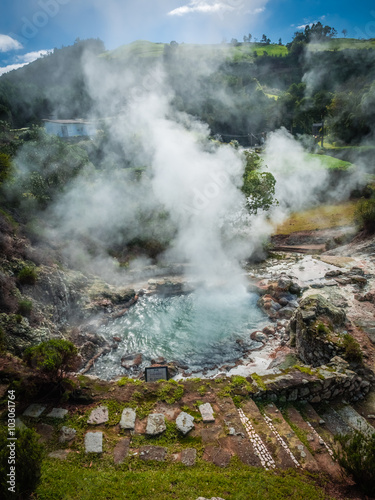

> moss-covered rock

[{"left": 288, "top": 294, "right": 347, "bottom": 367}]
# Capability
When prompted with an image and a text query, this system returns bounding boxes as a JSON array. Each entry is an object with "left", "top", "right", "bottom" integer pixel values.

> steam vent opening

[{"left": 88, "top": 288, "right": 267, "bottom": 380}]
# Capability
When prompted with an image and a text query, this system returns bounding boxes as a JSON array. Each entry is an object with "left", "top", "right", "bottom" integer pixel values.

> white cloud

[
  {"left": 169, "top": 1, "right": 232, "bottom": 16},
  {"left": 0, "top": 34, "right": 23, "bottom": 52},
  {"left": 0, "top": 49, "right": 52, "bottom": 76},
  {"left": 168, "top": 0, "right": 267, "bottom": 17}
]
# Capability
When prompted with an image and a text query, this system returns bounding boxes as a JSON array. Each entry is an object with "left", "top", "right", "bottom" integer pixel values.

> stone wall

[{"left": 253, "top": 357, "right": 374, "bottom": 403}]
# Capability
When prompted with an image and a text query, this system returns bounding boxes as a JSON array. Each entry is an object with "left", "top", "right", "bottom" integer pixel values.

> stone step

[
  {"left": 302, "top": 403, "right": 338, "bottom": 452},
  {"left": 318, "top": 407, "right": 354, "bottom": 437},
  {"left": 285, "top": 406, "right": 342, "bottom": 479},
  {"left": 336, "top": 405, "right": 375, "bottom": 438},
  {"left": 241, "top": 399, "right": 297, "bottom": 469},
  {"left": 216, "top": 397, "right": 262, "bottom": 468},
  {"left": 261, "top": 403, "right": 318, "bottom": 472}
]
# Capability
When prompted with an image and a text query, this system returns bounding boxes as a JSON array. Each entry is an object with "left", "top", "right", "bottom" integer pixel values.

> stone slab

[
  {"left": 48, "top": 450, "right": 70, "bottom": 460},
  {"left": 47, "top": 408, "right": 68, "bottom": 419},
  {"left": 15, "top": 418, "right": 27, "bottom": 430},
  {"left": 181, "top": 448, "right": 197, "bottom": 466},
  {"left": 139, "top": 445, "right": 167, "bottom": 462},
  {"left": 199, "top": 403, "right": 215, "bottom": 423},
  {"left": 23, "top": 404, "right": 46, "bottom": 418},
  {"left": 146, "top": 413, "right": 166, "bottom": 435},
  {"left": 59, "top": 426, "right": 77, "bottom": 443},
  {"left": 87, "top": 406, "right": 109, "bottom": 425},
  {"left": 176, "top": 411, "right": 195, "bottom": 435},
  {"left": 114, "top": 438, "right": 130, "bottom": 464},
  {"left": 85, "top": 432, "right": 103, "bottom": 453},
  {"left": 119, "top": 408, "right": 136, "bottom": 430}
]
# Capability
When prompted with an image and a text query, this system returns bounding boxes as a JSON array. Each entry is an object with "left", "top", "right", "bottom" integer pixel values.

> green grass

[
  {"left": 36, "top": 458, "right": 331, "bottom": 500},
  {"left": 307, "top": 154, "right": 353, "bottom": 171},
  {"left": 102, "top": 40, "right": 166, "bottom": 59}
]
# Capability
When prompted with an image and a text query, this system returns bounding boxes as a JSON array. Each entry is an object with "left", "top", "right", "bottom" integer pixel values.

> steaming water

[{"left": 90, "top": 289, "right": 267, "bottom": 380}]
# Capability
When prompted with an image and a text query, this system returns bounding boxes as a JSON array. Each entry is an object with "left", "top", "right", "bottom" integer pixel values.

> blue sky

[{"left": 0, "top": 0, "right": 374, "bottom": 75}]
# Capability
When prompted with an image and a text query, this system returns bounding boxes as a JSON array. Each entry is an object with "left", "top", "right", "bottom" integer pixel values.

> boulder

[
  {"left": 121, "top": 352, "right": 143, "bottom": 369},
  {"left": 289, "top": 294, "right": 346, "bottom": 367}
]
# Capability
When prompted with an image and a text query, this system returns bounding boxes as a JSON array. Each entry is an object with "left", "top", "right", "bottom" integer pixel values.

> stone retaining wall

[{"left": 253, "top": 357, "right": 374, "bottom": 403}]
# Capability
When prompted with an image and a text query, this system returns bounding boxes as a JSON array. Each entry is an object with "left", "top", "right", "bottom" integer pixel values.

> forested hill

[{"left": 0, "top": 31, "right": 375, "bottom": 145}]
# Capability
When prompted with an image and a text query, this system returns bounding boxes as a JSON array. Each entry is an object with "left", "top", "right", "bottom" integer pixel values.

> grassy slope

[
  {"left": 102, "top": 37, "right": 374, "bottom": 62},
  {"left": 275, "top": 201, "right": 357, "bottom": 235},
  {"left": 307, "top": 38, "right": 375, "bottom": 52},
  {"left": 307, "top": 154, "right": 353, "bottom": 171},
  {"left": 37, "top": 459, "right": 330, "bottom": 500}
]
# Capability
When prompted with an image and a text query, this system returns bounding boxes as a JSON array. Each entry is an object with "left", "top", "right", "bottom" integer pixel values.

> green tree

[
  {"left": 23, "top": 338, "right": 80, "bottom": 381},
  {"left": 241, "top": 150, "right": 277, "bottom": 214}
]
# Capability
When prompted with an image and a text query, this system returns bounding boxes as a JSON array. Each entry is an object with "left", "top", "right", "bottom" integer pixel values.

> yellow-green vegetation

[
  {"left": 36, "top": 457, "right": 331, "bottom": 500},
  {"left": 274, "top": 201, "right": 358, "bottom": 235},
  {"left": 292, "top": 365, "right": 315, "bottom": 376},
  {"left": 307, "top": 153, "right": 353, "bottom": 171},
  {"left": 101, "top": 40, "right": 166, "bottom": 59},
  {"left": 117, "top": 376, "right": 143, "bottom": 387},
  {"left": 251, "top": 373, "right": 267, "bottom": 391},
  {"left": 218, "top": 375, "right": 255, "bottom": 406},
  {"left": 355, "top": 198, "right": 375, "bottom": 233}
]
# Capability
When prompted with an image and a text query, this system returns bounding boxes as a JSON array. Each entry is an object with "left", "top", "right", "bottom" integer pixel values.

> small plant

[
  {"left": 335, "top": 430, "right": 375, "bottom": 496},
  {"left": 292, "top": 365, "right": 315, "bottom": 376},
  {"left": 0, "top": 426, "right": 44, "bottom": 500},
  {"left": 157, "top": 380, "right": 184, "bottom": 404},
  {"left": 17, "top": 299, "right": 32, "bottom": 316},
  {"left": 23, "top": 338, "right": 80, "bottom": 381},
  {"left": 251, "top": 373, "right": 267, "bottom": 390},
  {"left": 355, "top": 198, "right": 375, "bottom": 234},
  {"left": 17, "top": 266, "right": 38, "bottom": 285},
  {"left": 316, "top": 322, "right": 330, "bottom": 336},
  {"left": 117, "top": 377, "right": 143, "bottom": 387},
  {"left": 341, "top": 334, "right": 363, "bottom": 364}
]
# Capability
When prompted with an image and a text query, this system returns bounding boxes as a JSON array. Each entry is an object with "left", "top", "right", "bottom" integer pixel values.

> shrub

[
  {"left": 17, "top": 266, "right": 38, "bottom": 285},
  {"left": 17, "top": 299, "right": 32, "bottom": 316},
  {"left": 335, "top": 430, "right": 375, "bottom": 496},
  {"left": 0, "top": 426, "right": 44, "bottom": 500},
  {"left": 23, "top": 339, "right": 80, "bottom": 381},
  {"left": 342, "top": 334, "right": 363, "bottom": 364},
  {"left": 355, "top": 198, "right": 375, "bottom": 234}
]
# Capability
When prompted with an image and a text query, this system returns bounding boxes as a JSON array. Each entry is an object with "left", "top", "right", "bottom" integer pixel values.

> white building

[{"left": 43, "top": 119, "right": 97, "bottom": 138}]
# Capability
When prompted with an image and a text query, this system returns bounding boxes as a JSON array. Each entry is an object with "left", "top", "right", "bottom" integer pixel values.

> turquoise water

[{"left": 90, "top": 289, "right": 267, "bottom": 380}]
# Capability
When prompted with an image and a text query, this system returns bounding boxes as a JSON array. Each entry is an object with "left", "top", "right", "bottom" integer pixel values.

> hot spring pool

[{"left": 89, "top": 288, "right": 267, "bottom": 380}]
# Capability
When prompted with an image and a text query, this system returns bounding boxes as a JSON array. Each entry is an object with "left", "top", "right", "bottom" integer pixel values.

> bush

[
  {"left": 335, "top": 430, "right": 375, "bottom": 496},
  {"left": 342, "top": 334, "right": 363, "bottom": 364},
  {"left": 23, "top": 338, "right": 80, "bottom": 381},
  {"left": 17, "top": 266, "right": 38, "bottom": 285},
  {"left": 17, "top": 299, "right": 32, "bottom": 316},
  {"left": 355, "top": 198, "right": 375, "bottom": 234},
  {"left": 0, "top": 426, "right": 44, "bottom": 500}
]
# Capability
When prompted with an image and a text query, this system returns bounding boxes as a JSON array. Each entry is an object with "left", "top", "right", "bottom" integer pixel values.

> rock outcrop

[{"left": 288, "top": 294, "right": 347, "bottom": 366}]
